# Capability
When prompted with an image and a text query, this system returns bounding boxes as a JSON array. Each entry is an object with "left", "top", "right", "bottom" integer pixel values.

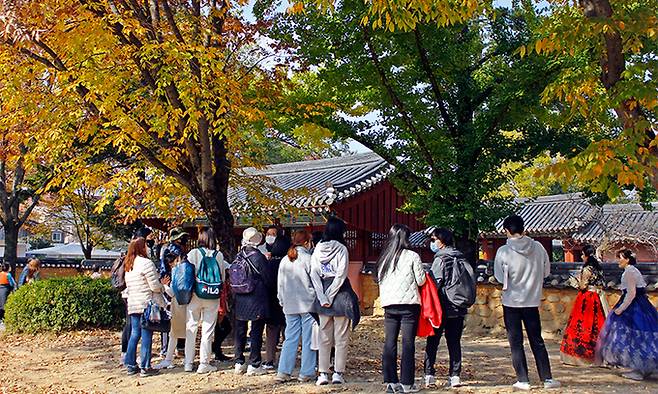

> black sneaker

[
  {"left": 140, "top": 368, "right": 160, "bottom": 377},
  {"left": 214, "top": 353, "right": 232, "bottom": 362},
  {"left": 126, "top": 367, "right": 139, "bottom": 376}
]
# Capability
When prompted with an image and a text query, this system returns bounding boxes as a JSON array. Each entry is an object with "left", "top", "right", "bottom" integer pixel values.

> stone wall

[{"left": 359, "top": 273, "right": 658, "bottom": 338}]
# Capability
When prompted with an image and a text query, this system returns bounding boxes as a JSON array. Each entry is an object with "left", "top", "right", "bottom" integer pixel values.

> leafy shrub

[{"left": 3, "top": 276, "right": 124, "bottom": 333}]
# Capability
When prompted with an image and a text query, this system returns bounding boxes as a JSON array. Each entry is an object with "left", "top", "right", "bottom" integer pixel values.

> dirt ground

[{"left": 0, "top": 316, "right": 656, "bottom": 394}]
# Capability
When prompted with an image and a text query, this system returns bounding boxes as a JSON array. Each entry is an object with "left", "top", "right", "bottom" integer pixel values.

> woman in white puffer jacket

[{"left": 375, "top": 224, "right": 426, "bottom": 393}]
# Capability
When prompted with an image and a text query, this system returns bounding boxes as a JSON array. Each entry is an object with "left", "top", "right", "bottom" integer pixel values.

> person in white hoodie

[
  {"left": 494, "top": 215, "right": 560, "bottom": 391},
  {"left": 376, "top": 224, "right": 426, "bottom": 394},
  {"left": 184, "top": 228, "right": 224, "bottom": 374},
  {"left": 310, "top": 217, "right": 351, "bottom": 386}
]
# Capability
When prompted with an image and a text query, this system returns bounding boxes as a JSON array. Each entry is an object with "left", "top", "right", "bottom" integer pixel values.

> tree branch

[
  {"left": 413, "top": 27, "right": 456, "bottom": 137},
  {"left": 361, "top": 26, "right": 437, "bottom": 173}
]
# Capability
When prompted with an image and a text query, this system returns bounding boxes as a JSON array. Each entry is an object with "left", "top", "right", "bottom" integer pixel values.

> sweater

[
  {"left": 378, "top": 249, "right": 426, "bottom": 307},
  {"left": 310, "top": 240, "right": 349, "bottom": 307},
  {"left": 277, "top": 247, "right": 316, "bottom": 315},
  {"left": 493, "top": 236, "right": 550, "bottom": 308},
  {"left": 125, "top": 255, "right": 165, "bottom": 315}
]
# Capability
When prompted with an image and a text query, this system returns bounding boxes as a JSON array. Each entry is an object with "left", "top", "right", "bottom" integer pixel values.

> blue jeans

[
  {"left": 125, "top": 314, "right": 154, "bottom": 372},
  {"left": 277, "top": 313, "right": 317, "bottom": 377}
]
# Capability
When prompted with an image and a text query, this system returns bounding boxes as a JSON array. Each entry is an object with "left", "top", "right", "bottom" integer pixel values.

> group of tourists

[
  {"left": 0, "top": 258, "right": 41, "bottom": 323},
  {"left": 116, "top": 213, "right": 658, "bottom": 391}
]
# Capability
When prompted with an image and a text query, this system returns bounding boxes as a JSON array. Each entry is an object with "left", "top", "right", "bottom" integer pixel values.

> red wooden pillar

[{"left": 480, "top": 238, "right": 495, "bottom": 261}]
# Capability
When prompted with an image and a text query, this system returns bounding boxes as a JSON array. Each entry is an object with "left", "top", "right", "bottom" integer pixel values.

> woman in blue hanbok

[{"left": 595, "top": 249, "right": 658, "bottom": 381}]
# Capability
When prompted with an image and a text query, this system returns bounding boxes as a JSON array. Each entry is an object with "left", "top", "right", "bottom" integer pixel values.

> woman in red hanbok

[{"left": 560, "top": 245, "right": 608, "bottom": 365}]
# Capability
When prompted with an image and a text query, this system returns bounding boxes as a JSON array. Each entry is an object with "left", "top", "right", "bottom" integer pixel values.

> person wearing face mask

[
  {"left": 423, "top": 228, "right": 470, "bottom": 389},
  {"left": 262, "top": 225, "right": 291, "bottom": 370},
  {"left": 275, "top": 230, "right": 317, "bottom": 383}
]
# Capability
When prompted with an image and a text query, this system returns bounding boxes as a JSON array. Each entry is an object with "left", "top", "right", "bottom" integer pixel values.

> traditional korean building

[{"left": 479, "top": 193, "right": 658, "bottom": 263}]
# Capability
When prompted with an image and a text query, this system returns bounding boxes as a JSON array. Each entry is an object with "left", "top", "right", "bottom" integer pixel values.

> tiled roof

[
  {"left": 574, "top": 202, "right": 658, "bottom": 244},
  {"left": 480, "top": 193, "right": 657, "bottom": 244},
  {"left": 483, "top": 193, "right": 597, "bottom": 237},
  {"left": 230, "top": 152, "right": 393, "bottom": 211}
]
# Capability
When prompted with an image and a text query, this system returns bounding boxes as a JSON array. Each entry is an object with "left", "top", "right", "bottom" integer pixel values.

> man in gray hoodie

[{"left": 494, "top": 215, "right": 560, "bottom": 391}]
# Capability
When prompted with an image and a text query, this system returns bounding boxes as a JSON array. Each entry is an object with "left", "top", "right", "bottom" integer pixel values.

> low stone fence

[{"left": 360, "top": 274, "right": 658, "bottom": 338}]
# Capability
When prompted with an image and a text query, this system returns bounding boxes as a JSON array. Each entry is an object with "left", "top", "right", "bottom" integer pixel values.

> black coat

[
  {"left": 233, "top": 246, "right": 275, "bottom": 321},
  {"left": 265, "top": 237, "right": 290, "bottom": 326}
]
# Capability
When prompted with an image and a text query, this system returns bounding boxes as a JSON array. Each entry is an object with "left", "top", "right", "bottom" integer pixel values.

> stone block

[{"left": 547, "top": 294, "right": 561, "bottom": 303}]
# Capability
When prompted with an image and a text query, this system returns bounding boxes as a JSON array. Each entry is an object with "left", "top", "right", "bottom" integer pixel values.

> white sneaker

[
  {"left": 513, "top": 381, "right": 531, "bottom": 391},
  {"left": 621, "top": 372, "right": 644, "bottom": 381},
  {"left": 234, "top": 363, "right": 246, "bottom": 374},
  {"left": 331, "top": 372, "right": 345, "bottom": 384},
  {"left": 197, "top": 363, "right": 218, "bottom": 374},
  {"left": 400, "top": 384, "right": 420, "bottom": 393},
  {"left": 316, "top": 373, "right": 330, "bottom": 386},
  {"left": 154, "top": 360, "right": 174, "bottom": 370},
  {"left": 246, "top": 365, "right": 266, "bottom": 376},
  {"left": 544, "top": 379, "right": 561, "bottom": 388},
  {"left": 184, "top": 363, "right": 194, "bottom": 372},
  {"left": 448, "top": 376, "right": 462, "bottom": 388},
  {"left": 425, "top": 375, "right": 436, "bottom": 387}
]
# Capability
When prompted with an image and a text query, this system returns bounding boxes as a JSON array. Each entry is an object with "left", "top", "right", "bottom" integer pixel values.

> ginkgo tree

[
  {"left": 0, "top": 48, "right": 78, "bottom": 268},
  {"left": 530, "top": 0, "right": 658, "bottom": 201},
  {"left": 0, "top": 0, "right": 334, "bottom": 254}
]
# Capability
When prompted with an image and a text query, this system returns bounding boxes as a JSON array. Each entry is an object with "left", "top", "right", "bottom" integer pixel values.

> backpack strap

[
  {"left": 199, "top": 248, "right": 206, "bottom": 258},
  {"left": 242, "top": 250, "right": 261, "bottom": 275}
]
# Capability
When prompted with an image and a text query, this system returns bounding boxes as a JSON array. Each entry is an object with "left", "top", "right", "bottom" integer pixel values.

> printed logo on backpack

[{"left": 194, "top": 249, "right": 222, "bottom": 299}]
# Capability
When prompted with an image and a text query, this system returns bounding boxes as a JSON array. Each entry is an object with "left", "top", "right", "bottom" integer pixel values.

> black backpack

[
  {"left": 442, "top": 256, "right": 476, "bottom": 309},
  {"left": 110, "top": 255, "right": 126, "bottom": 291}
]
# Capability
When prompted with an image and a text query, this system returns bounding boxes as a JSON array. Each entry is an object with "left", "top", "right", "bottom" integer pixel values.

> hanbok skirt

[
  {"left": 595, "top": 288, "right": 658, "bottom": 374},
  {"left": 560, "top": 289, "right": 607, "bottom": 365}
]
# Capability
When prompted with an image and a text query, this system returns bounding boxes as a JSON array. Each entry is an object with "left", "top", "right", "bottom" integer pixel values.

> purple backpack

[{"left": 229, "top": 250, "right": 260, "bottom": 294}]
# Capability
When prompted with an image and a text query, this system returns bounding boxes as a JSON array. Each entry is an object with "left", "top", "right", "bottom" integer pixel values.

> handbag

[{"left": 141, "top": 300, "right": 171, "bottom": 332}]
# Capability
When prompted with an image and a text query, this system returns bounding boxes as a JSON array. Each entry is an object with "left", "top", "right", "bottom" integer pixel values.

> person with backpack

[
  {"left": 184, "top": 228, "right": 224, "bottom": 374},
  {"left": 0, "top": 262, "right": 16, "bottom": 322},
  {"left": 376, "top": 224, "right": 426, "bottom": 394},
  {"left": 494, "top": 215, "right": 560, "bottom": 390},
  {"left": 230, "top": 227, "right": 275, "bottom": 376},
  {"left": 124, "top": 237, "right": 166, "bottom": 377},
  {"left": 275, "top": 230, "right": 317, "bottom": 383},
  {"left": 154, "top": 253, "right": 191, "bottom": 370},
  {"left": 424, "top": 228, "right": 474, "bottom": 389}
]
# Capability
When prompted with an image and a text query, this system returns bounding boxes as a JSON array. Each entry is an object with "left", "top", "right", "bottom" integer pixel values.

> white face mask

[{"left": 265, "top": 235, "right": 276, "bottom": 245}]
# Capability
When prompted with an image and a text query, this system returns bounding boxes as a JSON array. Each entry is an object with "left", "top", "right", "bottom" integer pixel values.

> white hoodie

[
  {"left": 310, "top": 240, "right": 349, "bottom": 307},
  {"left": 494, "top": 236, "right": 550, "bottom": 308}
]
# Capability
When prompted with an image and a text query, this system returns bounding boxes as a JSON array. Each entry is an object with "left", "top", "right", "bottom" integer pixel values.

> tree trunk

[
  {"left": 454, "top": 218, "right": 479, "bottom": 268},
  {"left": 3, "top": 222, "right": 19, "bottom": 274},
  {"left": 82, "top": 244, "right": 92, "bottom": 260},
  {"left": 204, "top": 202, "right": 235, "bottom": 260}
]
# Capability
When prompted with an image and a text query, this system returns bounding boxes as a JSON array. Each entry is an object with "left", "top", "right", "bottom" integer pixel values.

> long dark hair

[
  {"left": 581, "top": 244, "right": 602, "bottom": 272},
  {"left": 323, "top": 217, "right": 346, "bottom": 245},
  {"left": 375, "top": 224, "right": 411, "bottom": 283},
  {"left": 617, "top": 249, "right": 637, "bottom": 265}
]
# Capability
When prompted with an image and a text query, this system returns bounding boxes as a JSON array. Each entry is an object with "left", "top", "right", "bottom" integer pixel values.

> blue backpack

[
  {"left": 194, "top": 249, "right": 222, "bottom": 299},
  {"left": 171, "top": 258, "right": 195, "bottom": 305}
]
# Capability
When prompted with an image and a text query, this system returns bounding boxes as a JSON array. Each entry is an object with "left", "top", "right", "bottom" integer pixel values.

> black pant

[
  {"left": 383, "top": 304, "right": 420, "bottom": 385},
  {"left": 212, "top": 316, "right": 232, "bottom": 357},
  {"left": 121, "top": 298, "right": 131, "bottom": 353},
  {"left": 424, "top": 315, "right": 464, "bottom": 377},
  {"left": 503, "top": 306, "right": 552, "bottom": 383},
  {"left": 234, "top": 319, "right": 266, "bottom": 367}
]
